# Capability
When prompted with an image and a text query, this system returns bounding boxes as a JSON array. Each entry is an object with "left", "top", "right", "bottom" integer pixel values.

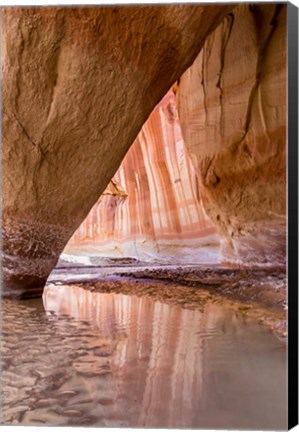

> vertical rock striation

[
  {"left": 67, "top": 90, "right": 217, "bottom": 262},
  {"left": 177, "top": 4, "right": 286, "bottom": 265}
]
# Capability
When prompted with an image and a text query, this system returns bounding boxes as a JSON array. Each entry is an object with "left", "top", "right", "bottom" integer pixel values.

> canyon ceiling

[{"left": 2, "top": 3, "right": 286, "bottom": 298}]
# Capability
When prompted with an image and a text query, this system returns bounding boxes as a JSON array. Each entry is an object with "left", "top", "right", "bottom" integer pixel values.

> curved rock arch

[{"left": 2, "top": 5, "right": 233, "bottom": 297}]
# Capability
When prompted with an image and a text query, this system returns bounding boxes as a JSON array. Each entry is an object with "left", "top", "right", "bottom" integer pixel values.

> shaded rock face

[
  {"left": 177, "top": 4, "right": 287, "bottom": 265},
  {"left": 67, "top": 90, "right": 217, "bottom": 262},
  {"left": 2, "top": 5, "right": 233, "bottom": 297}
]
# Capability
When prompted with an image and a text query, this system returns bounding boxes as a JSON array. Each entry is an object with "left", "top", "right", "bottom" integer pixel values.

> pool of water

[{"left": 1, "top": 283, "right": 287, "bottom": 429}]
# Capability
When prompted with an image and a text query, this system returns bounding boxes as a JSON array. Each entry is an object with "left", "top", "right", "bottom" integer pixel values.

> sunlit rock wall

[
  {"left": 177, "top": 4, "right": 286, "bottom": 266},
  {"left": 66, "top": 90, "right": 218, "bottom": 263}
]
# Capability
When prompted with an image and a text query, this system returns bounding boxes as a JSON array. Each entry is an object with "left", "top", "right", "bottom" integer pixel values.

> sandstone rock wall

[
  {"left": 67, "top": 90, "right": 217, "bottom": 262},
  {"left": 2, "top": 5, "right": 232, "bottom": 296},
  {"left": 177, "top": 4, "right": 287, "bottom": 265}
]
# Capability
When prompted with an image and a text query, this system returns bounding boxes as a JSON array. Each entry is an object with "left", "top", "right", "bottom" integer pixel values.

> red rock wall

[{"left": 67, "top": 90, "right": 217, "bottom": 260}]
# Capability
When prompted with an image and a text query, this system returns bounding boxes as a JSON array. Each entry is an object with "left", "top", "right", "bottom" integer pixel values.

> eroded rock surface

[
  {"left": 177, "top": 4, "right": 286, "bottom": 265},
  {"left": 2, "top": 5, "right": 232, "bottom": 297},
  {"left": 67, "top": 90, "right": 217, "bottom": 262}
]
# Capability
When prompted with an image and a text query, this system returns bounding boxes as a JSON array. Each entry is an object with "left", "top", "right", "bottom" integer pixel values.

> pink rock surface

[{"left": 67, "top": 90, "right": 218, "bottom": 262}]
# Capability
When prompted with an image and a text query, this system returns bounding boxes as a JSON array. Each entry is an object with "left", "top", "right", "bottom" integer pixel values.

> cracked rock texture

[
  {"left": 2, "top": 5, "right": 232, "bottom": 297},
  {"left": 67, "top": 90, "right": 217, "bottom": 262},
  {"left": 176, "top": 4, "right": 286, "bottom": 265}
]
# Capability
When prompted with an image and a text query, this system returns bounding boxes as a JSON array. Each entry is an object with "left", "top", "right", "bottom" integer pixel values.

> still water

[{"left": 1, "top": 284, "right": 287, "bottom": 429}]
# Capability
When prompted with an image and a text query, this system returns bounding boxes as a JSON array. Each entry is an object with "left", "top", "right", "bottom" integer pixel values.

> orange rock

[{"left": 177, "top": 4, "right": 287, "bottom": 265}]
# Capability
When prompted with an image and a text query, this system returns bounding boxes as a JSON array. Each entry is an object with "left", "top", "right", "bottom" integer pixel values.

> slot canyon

[{"left": 1, "top": 3, "right": 288, "bottom": 429}]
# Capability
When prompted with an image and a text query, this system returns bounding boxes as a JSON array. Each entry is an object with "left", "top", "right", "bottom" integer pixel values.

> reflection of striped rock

[
  {"left": 68, "top": 89, "right": 217, "bottom": 249},
  {"left": 41, "top": 285, "right": 287, "bottom": 429},
  {"left": 43, "top": 284, "right": 207, "bottom": 427}
]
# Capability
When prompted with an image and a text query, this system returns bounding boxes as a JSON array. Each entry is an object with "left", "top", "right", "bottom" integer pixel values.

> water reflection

[{"left": 2, "top": 284, "right": 286, "bottom": 429}]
